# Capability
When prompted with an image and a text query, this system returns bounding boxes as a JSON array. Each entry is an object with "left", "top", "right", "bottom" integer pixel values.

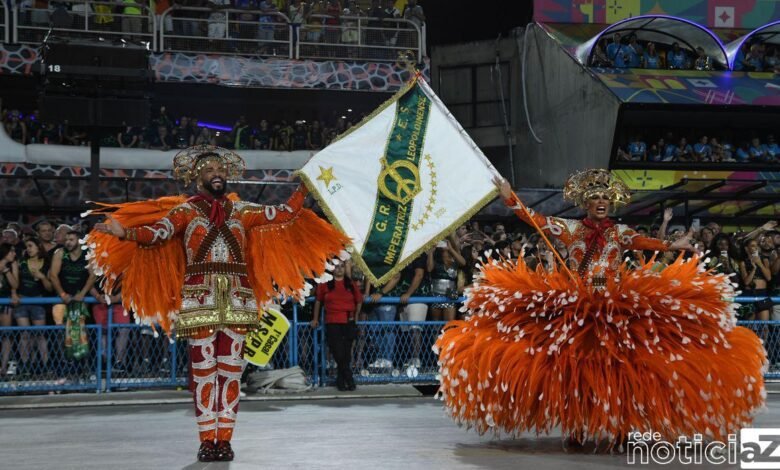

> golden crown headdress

[
  {"left": 562, "top": 169, "right": 631, "bottom": 208},
  {"left": 172, "top": 145, "right": 245, "bottom": 187}
]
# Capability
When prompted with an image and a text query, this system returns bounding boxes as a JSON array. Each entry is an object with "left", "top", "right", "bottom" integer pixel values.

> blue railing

[{"left": 0, "top": 295, "right": 778, "bottom": 394}]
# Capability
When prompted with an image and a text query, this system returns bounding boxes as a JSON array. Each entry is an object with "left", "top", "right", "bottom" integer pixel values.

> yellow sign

[
  {"left": 243, "top": 308, "right": 290, "bottom": 367},
  {"left": 378, "top": 157, "right": 421, "bottom": 205}
]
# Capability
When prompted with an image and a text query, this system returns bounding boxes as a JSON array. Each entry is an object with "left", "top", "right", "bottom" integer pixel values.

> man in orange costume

[{"left": 91, "top": 146, "right": 348, "bottom": 461}]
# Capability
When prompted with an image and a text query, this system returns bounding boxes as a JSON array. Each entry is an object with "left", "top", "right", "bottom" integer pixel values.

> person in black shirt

[
  {"left": 291, "top": 122, "right": 309, "bottom": 150},
  {"left": 253, "top": 119, "right": 272, "bottom": 150},
  {"left": 118, "top": 124, "right": 141, "bottom": 148},
  {"left": 0, "top": 244, "right": 19, "bottom": 377},
  {"left": 308, "top": 120, "right": 324, "bottom": 149},
  {"left": 11, "top": 238, "right": 52, "bottom": 374},
  {"left": 230, "top": 116, "right": 252, "bottom": 150}
]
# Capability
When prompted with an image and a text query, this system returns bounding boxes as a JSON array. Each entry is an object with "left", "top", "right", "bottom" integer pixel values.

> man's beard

[{"left": 203, "top": 178, "right": 227, "bottom": 197}]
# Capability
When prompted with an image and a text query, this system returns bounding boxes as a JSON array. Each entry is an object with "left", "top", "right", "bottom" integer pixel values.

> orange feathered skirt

[{"left": 434, "top": 256, "right": 766, "bottom": 444}]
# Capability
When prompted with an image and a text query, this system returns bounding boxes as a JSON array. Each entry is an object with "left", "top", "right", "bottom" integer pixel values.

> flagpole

[{"left": 506, "top": 189, "right": 578, "bottom": 283}]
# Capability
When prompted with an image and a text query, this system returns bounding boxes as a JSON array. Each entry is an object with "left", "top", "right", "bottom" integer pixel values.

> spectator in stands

[
  {"left": 308, "top": 119, "right": 324, "bottom": 149},
  {"left": 766, "top": 134, "right": 779, "bottom": 160},
  {"left": 381, "top": 0, "right": 399, "bottom": 48},
  {"left": 402, "top": 0, "right": 424, "bottom": 29},
  {"left": 368, "top": 253, "right": 429, "bottom": 370},
  {"left": 275, "top": 128, "right": 291, "bottom": 150},
  {"left": 606, "top": 32, "right": 627, "bottom": 68},
  {"left": 429, "top": 236, "right": 465, "bottom": 323},
  {"left": 625, "top": 34, "right": 642, "bottom": 68},
  {"left": 708, "top": 233, "right": 739, "bottom": 277},
  {"left": 322, "top": 0, "right": 342, "bottom": 55},
  {"left": 24, "top": 110, "right": 41, "bottom": 144},
  {"left": 699, "top": 225, "right": 715, "bottom": 249},
  {"left": 207, "top": 0, "right": 230, "bottom": 39},
  {"left": 253, "top": 119, "right": 272, "bottom": 149},
  {"left": 311, "top": 262, "right": 361, "bottom": 391},
  {"left": 122, "top": 0, "right": 145, "bottom": 36},
  {"left": 749, "top": 137, "right": 771, "bottom": 162},
  {"left": 747, "top": 44, "right": 765, "bottom": 72},
  {"left": 230, "top": 116, "right": 252, "bottom": 150},
  {"left": 174, "top": 116, "right": 194, "bottom": 149},
  {"left": 627, "top": 135, "right": 647, "bottom": 161},
  {"left": 710, "top": 137, "right": 725, "bottom": 162},
  {"left": 0, "top": 244, "right": 19, "bottom": 377},
  {"left": 693, "top": 135, "right": 711, "bottom": 162},
  {"left": 194, "top": 126, "right": 217, "bottom": 146},
  {"left": 118, "top": 123, "right": 141, "bottom": 148},
  {"left": 258, "top": 0, "right": 279, "bottom": 51},
  {"left": 49, "top": 230, "right": 95, "bottom": 326},
  {"left": 675, "top": 137, "right": 694, "bottom": 162},
  {"left": 2, "top": 226, "right": 24, "bottom": 258},
  {"left": 735, "top": 142, "right": 751, "bottom": 162},
  {"left": 667, "top": 42, "right": 688, "bottom": 70},
  {"left": 35, "top": 220, "right": 58, "bottom": 258},
  {"left": 304, "top": 0, "right": 325, "bottom": 48},
  {"left": 590, "top": 39, "right": 611, "bottom": 67},
  {"left": 642, "top": 42, "right": 661, "bottom": 69},
  {"left": 54, "top": 224, "right": 71, "bottom": 249},
  {"left": 341, "top": 1, "right": 360, "bottom": 52},
  {"left": 90, "top": 279, "right": 130, "bottom": 374},
  {"left": 4, "top": 110, "right": 27, "bottom": 144},
  {"left": 148, "top": 125, "right": 174, "bottom": 151},
  {"left": 171, "top": 0, "right": 199, "bottom": 38},
  {"left": 734, "top": 42, "right": 751, "bottom": 71},
  {"left": 289, "top": 0, "right": 305, "bottom": 46},
  {"left": 739, "top": 238, "right": 773, "bottom": 323},
  {"left": 766, "top": 47, "right": 780, "bottom": 72},
  {"left": 694, "top": 46, "right": 712, "bottom": 71},
  {"left": 60, "top": 120, "right": 88, "bottom": 146},
  {"left": 648, "top": 137, "right": 665, "bottom": 162},
  {"left": 38, "top": 122, "right": 61, "bottom": 145},
  {"left": 11, "top": 237, "right": 52, "bottom": 376},
  {"left": 290, "top": 121, "right": 309, "bottom": 150}
]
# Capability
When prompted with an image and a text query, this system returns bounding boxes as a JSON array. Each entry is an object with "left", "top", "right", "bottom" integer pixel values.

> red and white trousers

[{"left": 189, "top": 328, "right": 246, "bottom": 443}]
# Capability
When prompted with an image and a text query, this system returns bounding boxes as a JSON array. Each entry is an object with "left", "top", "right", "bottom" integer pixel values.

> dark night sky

[{"left": 423, "top": 1, "right": 534, "bottom": 45}]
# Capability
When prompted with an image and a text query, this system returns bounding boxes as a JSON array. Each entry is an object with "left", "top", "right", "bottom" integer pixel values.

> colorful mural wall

[
  {"left": 614, "top": 169, "right": 780, "bottom": 217},
  {"left": 594, "top": 68, "right": 780, "bottom": 105},
  {"left": 534, "top": 0, "right": 780, "bottom": 29},
  {"left": 0, "top": 44, "right": 428, "bottom": 92}
]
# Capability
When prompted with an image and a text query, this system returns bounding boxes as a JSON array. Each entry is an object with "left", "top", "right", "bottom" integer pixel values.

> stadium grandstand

[{"left": 0, "top": 1, "right": 779, "bottom": 466}]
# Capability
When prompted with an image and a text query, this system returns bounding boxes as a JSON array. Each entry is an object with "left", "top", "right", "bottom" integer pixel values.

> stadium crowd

[
  {"left": 10, "top": 0, "right": 425, "bottom": 57},
  {"left": 2, "top": 210, "right": 778, "bottom": 384},
  {"left": 616, "top": 132, "right": 780, "bottom": 163},
  {"left": 1, "top": 105, "right": 369, "bottom": 151},
  {"left": 590, "top": 32, "right": 780, "bottom": 73}
]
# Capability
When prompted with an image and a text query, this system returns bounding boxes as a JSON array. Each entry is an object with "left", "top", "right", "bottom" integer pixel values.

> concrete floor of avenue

[{"left": 1, "top": 390, "right": 778, "bottom": 469}]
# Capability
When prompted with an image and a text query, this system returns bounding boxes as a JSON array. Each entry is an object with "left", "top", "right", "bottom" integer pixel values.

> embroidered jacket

[
  {"left": 125, "top": 189, "right": 306, "bottom": 337},
  {"left": 504, "top": 194, "right": 669, "bottom": 279}
]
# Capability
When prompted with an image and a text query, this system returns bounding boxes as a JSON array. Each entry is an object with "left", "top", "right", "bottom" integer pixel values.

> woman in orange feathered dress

[
  {"left": 88, "top": 146, "right": 349, "bottom": 462},
  {"left": 434, "top": 170, "right": 766, "bottom": 448}
]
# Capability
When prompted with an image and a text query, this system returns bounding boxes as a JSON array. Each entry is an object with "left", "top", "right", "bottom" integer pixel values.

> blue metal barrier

[{"left": 0, "top": 295, "right": 778, "bottom": 394}]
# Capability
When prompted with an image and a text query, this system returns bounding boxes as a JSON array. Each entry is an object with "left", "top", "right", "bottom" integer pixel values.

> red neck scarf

[
  {"left": 582, "top": 217, "right": 614, "bottom": 249},
  {"left": 188, "top": 192, "right": 227, "bottom": 226}
]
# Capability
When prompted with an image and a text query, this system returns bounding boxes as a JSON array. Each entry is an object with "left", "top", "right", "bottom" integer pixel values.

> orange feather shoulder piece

[{"left": 83, "top": 196, "right": 188, "bottom": 335}]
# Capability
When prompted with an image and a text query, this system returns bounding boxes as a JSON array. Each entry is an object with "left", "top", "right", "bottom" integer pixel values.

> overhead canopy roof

[
  {"left": 726, "top": 20, "right": 780, "bottom": 68},
  {"left": 575, "top": 15, "right": 729, "bottom": 69}
]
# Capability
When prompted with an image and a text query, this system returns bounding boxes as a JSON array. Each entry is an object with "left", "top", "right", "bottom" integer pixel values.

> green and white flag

[{"left": 298, "top": 75, "right": 499, "bottom": 286}]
